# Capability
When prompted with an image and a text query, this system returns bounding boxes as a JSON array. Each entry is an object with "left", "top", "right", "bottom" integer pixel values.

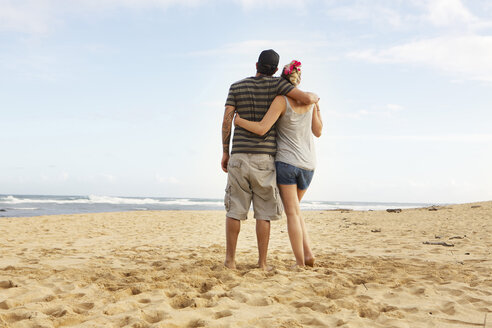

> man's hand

[
  {"left": 221, "top": 152, "right": 230, "bottom": 173},
  {"left": 287, "top": 88, "right": 319, "bottom": 105}
]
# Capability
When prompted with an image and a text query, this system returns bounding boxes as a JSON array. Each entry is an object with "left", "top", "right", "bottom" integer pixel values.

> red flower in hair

[{"left": 284, "top": 60, "right": 302, "bottom": 75}]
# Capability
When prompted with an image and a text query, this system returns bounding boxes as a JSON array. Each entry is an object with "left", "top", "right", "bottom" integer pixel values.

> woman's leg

[
  {"left": 278, "top": 184, "right": 305, "bottom": 266},
  {"left": 297, "top": 188, "right": 315, "bottom": 266}
]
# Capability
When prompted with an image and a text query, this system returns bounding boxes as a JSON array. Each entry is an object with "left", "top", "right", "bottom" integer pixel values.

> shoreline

[
  {"left": 1, "top": 201, "right": 491, "bottom": 327},
  {"left": 0, "top": 194, "right": 442, "bottom": 218}
]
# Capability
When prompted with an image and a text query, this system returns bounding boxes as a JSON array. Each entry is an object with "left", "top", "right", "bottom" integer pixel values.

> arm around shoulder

[{"left": 286, "top": 87, "right": 319, "bottom": 105}]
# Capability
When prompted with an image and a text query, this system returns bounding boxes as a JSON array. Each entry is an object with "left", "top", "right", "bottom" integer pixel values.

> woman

[{"left": 234, "top": 60, "right": 323, "bottom": 267}]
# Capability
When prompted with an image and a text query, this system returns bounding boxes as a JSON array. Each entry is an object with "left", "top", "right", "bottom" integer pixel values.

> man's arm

[
  {"left": 286, "top": 87, "right": 319, "bottom": 105},
  {"left": 221, "top": 105, "right": 235, "bottom": 173}
]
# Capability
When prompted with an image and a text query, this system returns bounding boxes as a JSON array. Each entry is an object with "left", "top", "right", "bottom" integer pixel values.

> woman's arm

[
  {"left": 234, "top": 96, "right": 286, "bottom": 136},
  {"left": 311, "top": 102, "right": 323, "bottom": 137}
]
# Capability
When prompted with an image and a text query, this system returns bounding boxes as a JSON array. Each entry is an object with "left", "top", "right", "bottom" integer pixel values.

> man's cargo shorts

[{"left": 224, "top": 153, "right": 283, "bottom": 221}]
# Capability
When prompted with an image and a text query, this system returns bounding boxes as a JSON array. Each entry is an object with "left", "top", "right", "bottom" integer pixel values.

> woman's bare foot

[
  {"left": 224, "top": 260, "right": 236, "bottom": 269},
  {"left": 304, "top": 256, "right": 315, "bottom": 267},
  {"left": 290, "top": 263, "right": 305, "bottom": 271}
]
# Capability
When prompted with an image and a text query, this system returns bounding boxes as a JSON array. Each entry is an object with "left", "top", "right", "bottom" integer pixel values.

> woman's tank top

[{"left": 275, "top": 96, "right": 316, "bottom": 171}]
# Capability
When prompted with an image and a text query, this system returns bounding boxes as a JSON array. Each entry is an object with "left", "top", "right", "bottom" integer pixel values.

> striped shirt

[{"left": 225, "top": 76, "right": 294, "bottom": 155}]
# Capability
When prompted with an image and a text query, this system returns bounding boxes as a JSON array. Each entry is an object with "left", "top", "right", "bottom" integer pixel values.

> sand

[{"left": 0, "top": 201, "right": 491, "bottom": 327}]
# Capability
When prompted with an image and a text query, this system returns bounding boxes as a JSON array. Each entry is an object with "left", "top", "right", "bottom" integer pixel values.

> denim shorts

[{"left": 275, "top": 161, "right": 314, "bottom": 190}]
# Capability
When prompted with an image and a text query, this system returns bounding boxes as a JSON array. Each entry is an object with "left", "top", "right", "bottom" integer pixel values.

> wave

[
  {"left": 0, "top": 195, "right": 428, "bottom": 211},
  {"left": 0, "top": 195, "right": 223, "bottom": 207}
]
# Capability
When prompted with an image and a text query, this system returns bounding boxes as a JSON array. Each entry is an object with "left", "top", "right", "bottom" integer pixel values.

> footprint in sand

[
  {"left": 199, "top": 278, "right": 219, "bottom": 293},
  {"left": 0, "top": 280, "right": 16, "bottom": 288},
  {"left": 169, "top": 294, "right": 196, "bottom": 309},
  {"left": 72, "top": 302, "right": 94, "bottom": 314},
  {"left": 138, "top": 298, "right": 152, "bottom": 304},
  {"left": 0, "top": 299, "right": 18, "bottom": 310},
  {"left": 43, "top": 305, "right": 71, "bottom": 318},
  {"left": 214, "top": 309, "right": 233, "bottom": 319},
  {"left": 246, "top": 296, "right": 274, "bottom": 306},
  {"left": 291, "top": 300, "right": 331, "bottom": 313},
  {"left": 187, "top": 318, "right": 208, "bottom": 327},
  {"left": 141, "top": 309, "right": 169, "bottom": 324},
  {"left": 439, "top": 301, "right": 457, "bottom": 315},
  {"left": 2, "top": 309, "right": 45, "bottom": 324}
]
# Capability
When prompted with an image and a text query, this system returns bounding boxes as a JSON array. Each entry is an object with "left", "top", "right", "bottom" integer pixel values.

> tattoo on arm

[{"left": 222, "top": 108, "right": 234, "bottom": 153}]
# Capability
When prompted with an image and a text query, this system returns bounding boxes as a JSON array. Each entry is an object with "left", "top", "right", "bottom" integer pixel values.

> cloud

[
  {"left": 349, "top": 35, "right": 492, "bottom": 81},
  {"left": 425, "top": 0, "right": 477, "bottom": 27},
  {"left": 236, "top": 0, "right": 308, "bottom": 11},
  {"left": 328, "top": 103, "right": 405, "bottom": 120},
  {"left": 0, "top": 0, "right": 53, "bottom": 34},
  {"left": 325, "top": 1, "right": 408, "bottom": 28},
  {"left": 155, "top": 174, "right": 179, "bottom": 184},
  {"left": 0, "top": 0, "right": 206, "bottom": 34},
  {"left": 325, "top": 0, "right": 492, "bottom": 31},
  {"left": 386, "top": 104, "right": 403, "bottom": 111},
  {"left": 328, "top": 134, "right": 492, "bottom": 142},
  {"left": 190, "top": 39, "right": 333, "bottom": 59},
  {"left": 100, "top": 174, "right": 115, "bottom": 182},
  {"left": 0, "top": 0, "right": 311, "bottom": 35}
]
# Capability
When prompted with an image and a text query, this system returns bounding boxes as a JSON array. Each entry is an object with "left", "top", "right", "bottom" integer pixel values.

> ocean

[{"left": 0, "top": 194, "right": 434, "bottom": 218}]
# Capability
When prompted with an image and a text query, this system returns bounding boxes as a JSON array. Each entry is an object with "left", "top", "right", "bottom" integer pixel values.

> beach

[{"left": 0, "top": 201, "right": 491, "bottom": 327}]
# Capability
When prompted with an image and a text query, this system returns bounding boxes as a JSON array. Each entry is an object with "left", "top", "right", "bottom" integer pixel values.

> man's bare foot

[
  {"left": 305, "top": 256, "right": 315, "bottom": 267},
  {"left": 224, "top": 260, "right": 236, "bottom": 269},
  {"left": 257, "top": 262, "right": 274, "bottom": 271}
]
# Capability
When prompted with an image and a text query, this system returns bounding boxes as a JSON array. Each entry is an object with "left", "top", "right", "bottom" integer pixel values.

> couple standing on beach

[{"left": 221, "top": 49, "right": 323, "bottom": 269}]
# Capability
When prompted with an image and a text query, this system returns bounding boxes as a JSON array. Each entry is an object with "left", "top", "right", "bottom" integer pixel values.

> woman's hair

[{"left": 281, "top": 60, "right": 302, "bottom": 86}]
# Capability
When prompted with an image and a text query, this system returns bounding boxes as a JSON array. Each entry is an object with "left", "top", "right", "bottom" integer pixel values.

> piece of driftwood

[
  {"left": 471, "top": 205, "right": 481, "bottom": 209},
  {"left": 371, "top": 228, "right": 381, "bottom": 233},
  {"left": 386, "top": 208, "right": 402, "bottom": 213},
  {"left": 326, "top": 209, "right": 353, "bottom": 214},
  {"left": 435, "top": 235, "right": 442, "bottom": 239},
  {"left": 423, "top": 241, "right": 454, "bottom": 247},
  {"left": 449, "top": 235, "right": 466, "bottom": 240},
  {"left": 427, "top": 206, "right": 439, "bottom": 211}
]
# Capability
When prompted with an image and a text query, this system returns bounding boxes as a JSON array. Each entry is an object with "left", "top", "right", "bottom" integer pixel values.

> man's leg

[
  {"left": 225, "top": 217, "right": 240, "bottom": 269},
  {"left": 256, "top": 219, "right": 270, "bottom": 270}
]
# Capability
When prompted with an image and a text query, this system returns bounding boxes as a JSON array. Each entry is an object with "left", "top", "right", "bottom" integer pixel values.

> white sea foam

[
  {"left": 0, "top": 195, "right": 223, "bottom": 207},
  {"left": 0, "top": 195, "right": 428, "bottom": 212},
  {"left": 159, "top": 199, "right": 223, "bottom": 207}
]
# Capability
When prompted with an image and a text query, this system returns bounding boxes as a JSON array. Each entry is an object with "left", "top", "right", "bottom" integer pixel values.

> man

[{"left": 221, "top": 49, "right": 319, "bottom": 270}]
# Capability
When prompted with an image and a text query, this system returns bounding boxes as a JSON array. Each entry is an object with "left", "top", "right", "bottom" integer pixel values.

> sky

[{"left": 1, "top": 0, "right": 491, "bottom": 204}]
